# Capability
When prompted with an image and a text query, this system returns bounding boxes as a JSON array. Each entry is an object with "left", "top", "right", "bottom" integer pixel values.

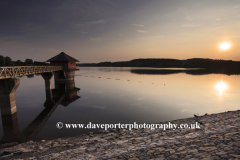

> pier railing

[{"left": 0, "top": 66, "right": 63, "bottom": 79}]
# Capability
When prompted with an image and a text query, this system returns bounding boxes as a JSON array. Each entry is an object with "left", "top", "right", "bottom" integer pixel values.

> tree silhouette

[
  {"left": 25, "top": 59, "right": 34, "bottom": 66},
  {"left": 4, "top": 56, "right": 13, "bottom": 66},
  {"left": 15, "top": 60, "right": 23, "bottom": 66},
  {"left": 0, "top": 55, "right": 5, "bottom": 66}
]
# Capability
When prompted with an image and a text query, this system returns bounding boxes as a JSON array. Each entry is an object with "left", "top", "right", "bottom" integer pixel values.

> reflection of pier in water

[{"left": 0, "top": 52, "right": 80, "bottom": 144}]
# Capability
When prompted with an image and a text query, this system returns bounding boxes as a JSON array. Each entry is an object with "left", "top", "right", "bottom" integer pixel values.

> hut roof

[{"left": 47, "top": 52, "right": 79, "bottom": 62}]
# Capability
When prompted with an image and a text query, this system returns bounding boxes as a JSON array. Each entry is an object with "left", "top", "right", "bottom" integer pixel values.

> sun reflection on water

[{"left": 215, "top": 81, "right": 228, "bottom": 96}]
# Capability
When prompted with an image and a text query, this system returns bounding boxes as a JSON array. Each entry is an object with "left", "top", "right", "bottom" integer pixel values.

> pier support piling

[
  {"left": 0, "top": 78, "right": 20, "bottom": 116},
  {"left": 0, "top": 78, "right": 26, "bottom": 143},
  {"left": 41, "top": 72, "right": 55, "bottom": 107}
]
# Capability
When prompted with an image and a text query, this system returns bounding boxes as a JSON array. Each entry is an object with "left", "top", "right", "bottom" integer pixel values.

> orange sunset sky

[{"left": 1, "top": 0, "right": 240, "bottom": 63}]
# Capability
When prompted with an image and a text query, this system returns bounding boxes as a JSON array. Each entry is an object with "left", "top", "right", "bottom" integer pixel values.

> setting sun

[{"left": 219, "top": 42, "right": 231, "bottom": 51}]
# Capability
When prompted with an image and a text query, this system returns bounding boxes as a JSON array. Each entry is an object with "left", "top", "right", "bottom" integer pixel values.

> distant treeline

[
  {"left": 130, "top": 68, "right": 240, "bottom": 76},
  {"left": 0, "top": 55, "right": 49, "bottom": 66},
  {"left": 77, "top": 58, "right": 240, "bottom": 69}
]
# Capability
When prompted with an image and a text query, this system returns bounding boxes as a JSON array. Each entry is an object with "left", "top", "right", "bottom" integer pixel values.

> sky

[{"left": 1, "top": 0, "right": 240, "bottom": 63}]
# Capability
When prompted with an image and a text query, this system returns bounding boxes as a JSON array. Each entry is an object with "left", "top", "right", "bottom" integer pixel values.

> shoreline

[{"left": 1, "top": 110, "right": 240, "bottom": 159}]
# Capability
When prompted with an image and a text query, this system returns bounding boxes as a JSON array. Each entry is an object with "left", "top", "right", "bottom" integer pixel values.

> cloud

[
  {"left": 181, "top": 23, "right": 197, "bottom": 27},
  {"left": 119, "top": 34, "right": 123, "bottom": 36},
  {"left": 76, "top": 20, "right": 105, "bottom": 27},
  {"left": 90, "top": 37, "right": 102, "bottom": 42},
  {"left": 215, "top": 18, "right": 221, "bottom": 21},
  {"left": 85, "top": 20, "right": 105, "bottom": 25},
  {"left": 130, "top": 103, "right": 143, "bottom": 106},
  {"left": 81, "top": 31, "right": 88, "bottom": 34},
  {"left": 131, "top": 24, "right": 144, "bottom": 27},
  {"left": 137, "top": 30, "right": 147, "bottom": 33},
  {"left": 185, "top": 16, "right": 194, "bottom": 21}
]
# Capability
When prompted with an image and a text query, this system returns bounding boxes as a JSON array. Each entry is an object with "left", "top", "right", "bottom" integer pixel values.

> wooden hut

[{"left": 46, "top": 52, "right": 79, "bottom": 70}]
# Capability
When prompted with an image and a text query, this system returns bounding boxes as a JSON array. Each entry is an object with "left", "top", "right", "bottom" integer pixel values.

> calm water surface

[{"left": 0, "top": 67, "right": 240, "bottom": 141}]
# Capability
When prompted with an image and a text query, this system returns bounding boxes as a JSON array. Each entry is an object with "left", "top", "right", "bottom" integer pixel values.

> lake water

[{"left": 0, "top": 67, "right": 240, "bottom": 142}]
